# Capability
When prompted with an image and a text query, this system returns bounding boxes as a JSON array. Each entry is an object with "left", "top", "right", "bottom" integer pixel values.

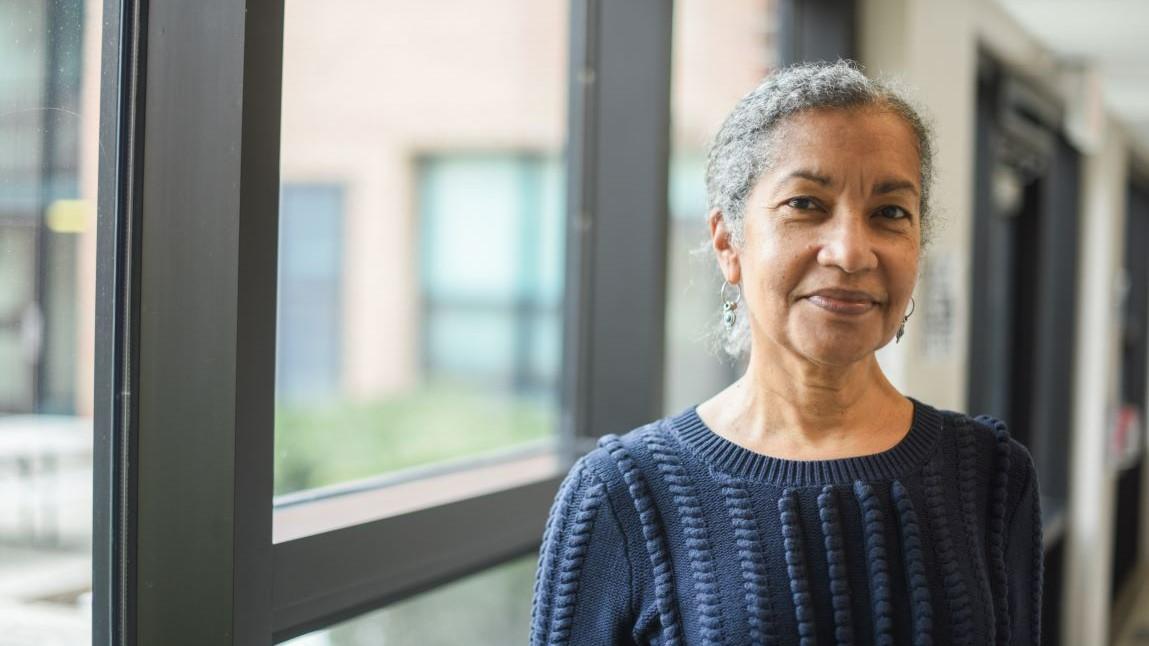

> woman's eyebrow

[
  {"left": 782, "top": 169, "right": 833, "bottom": 186},
  {"left": 873, "top": 179, "right": 919, "bottom": 196},
  {"left": 780, "top": 170, "right": 919, "bottom": 196}
]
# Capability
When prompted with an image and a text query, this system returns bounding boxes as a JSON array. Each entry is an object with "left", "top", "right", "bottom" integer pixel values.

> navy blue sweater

[{"left": 530, "top": 399, "right": 1042, "bottom": 645}]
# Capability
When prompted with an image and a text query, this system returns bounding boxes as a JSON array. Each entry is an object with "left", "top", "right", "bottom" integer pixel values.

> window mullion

[
  {"left": 111, "top": 0, "right": 285, "bottom": 643},
  {"left": 562, "top": 0, "right": 674, "bottom": 458}
]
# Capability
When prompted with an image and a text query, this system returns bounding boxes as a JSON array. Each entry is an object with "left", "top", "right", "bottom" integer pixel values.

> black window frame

[{"left": 93, "top": 0, "right": 676, "bottom": 643}]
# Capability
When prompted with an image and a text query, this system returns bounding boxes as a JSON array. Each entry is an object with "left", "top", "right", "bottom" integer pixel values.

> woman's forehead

[
  {"left": 774, "top": 108, "right": 918, "bottom": 150},
  {"left": 766, "top": 109, "right": 922, "bottom": 185}
]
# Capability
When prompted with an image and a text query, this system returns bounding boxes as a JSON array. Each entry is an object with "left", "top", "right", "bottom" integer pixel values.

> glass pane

[
  {"left": 0, "top": 0, "right": 100, "bottom": 642},
  {"left": 281, "top": 556, "right": 535, "bottom": 646},
  {"left": 275, "top": 1, "right": 569, "bottom": 496},
  {"left": 663, "top": 0, "right": 779, "bottom": 414}
]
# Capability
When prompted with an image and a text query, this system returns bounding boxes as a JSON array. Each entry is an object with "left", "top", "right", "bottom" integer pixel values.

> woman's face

[{"left": 712, "top": 107, "right": 922, "bottom": 367}]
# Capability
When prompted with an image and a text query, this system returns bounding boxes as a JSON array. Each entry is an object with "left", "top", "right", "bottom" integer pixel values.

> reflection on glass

[
  {"left": 275, "top": 0, "right": 569, "bottom": 496},
  {"left": 282, "top": 556, "right": 535, "bottom": 646},
  {"left": 0, "top": 0, "right": 100, "bottom": 643},
  {"left": 663, "top": 0, "right": 778, "bottom": 414}
]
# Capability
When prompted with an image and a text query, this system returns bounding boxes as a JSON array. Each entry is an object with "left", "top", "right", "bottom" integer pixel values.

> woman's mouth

[{"left": 804, "top": 294, "right": 878, "bottom": 316}]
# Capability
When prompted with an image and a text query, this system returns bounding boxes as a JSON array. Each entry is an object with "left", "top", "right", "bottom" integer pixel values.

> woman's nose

[{"left": 816, "top": 212, "right": 879, "bottom": 274}]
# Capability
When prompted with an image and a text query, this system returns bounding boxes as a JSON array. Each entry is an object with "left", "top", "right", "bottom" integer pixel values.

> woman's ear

[{"left": 708, "top": 208, "right": 741, "bottom": 284}]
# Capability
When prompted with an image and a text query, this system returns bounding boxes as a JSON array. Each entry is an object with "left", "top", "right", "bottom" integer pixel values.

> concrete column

[{"left": 1065, "top": 120, "right": 1129, "bottom": 646}]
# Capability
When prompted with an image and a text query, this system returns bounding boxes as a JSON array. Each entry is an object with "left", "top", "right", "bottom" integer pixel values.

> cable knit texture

[{"left": 530, "top": 399, "right": 1043, "bottom": 645}]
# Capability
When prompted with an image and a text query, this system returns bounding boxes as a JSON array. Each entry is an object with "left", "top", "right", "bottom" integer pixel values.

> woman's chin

[{"left": 790, "top": 335, "right": 878, "bottom": 367}]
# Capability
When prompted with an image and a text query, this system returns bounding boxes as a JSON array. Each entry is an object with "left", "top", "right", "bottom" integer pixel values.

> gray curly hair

[{"left": 705, "top": 60, "right": 936, "bottom": 359}]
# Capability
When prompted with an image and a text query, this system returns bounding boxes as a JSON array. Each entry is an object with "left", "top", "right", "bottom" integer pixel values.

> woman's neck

[{"left": 698, "top": 344, "right": 912, "bottom": 460}]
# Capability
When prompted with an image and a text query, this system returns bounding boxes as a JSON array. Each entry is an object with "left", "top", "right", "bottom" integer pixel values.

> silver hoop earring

[
  {"left": 721, "top": 280, "right": 742, "bottom": 331},
  {"left": 895, "top": 297, "right": 916, "bottom": 344}
]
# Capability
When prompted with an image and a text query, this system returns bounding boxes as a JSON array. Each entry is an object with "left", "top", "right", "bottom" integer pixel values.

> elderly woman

[{"left": 530, "top": 61, "right": 1041, "bottom": 645}]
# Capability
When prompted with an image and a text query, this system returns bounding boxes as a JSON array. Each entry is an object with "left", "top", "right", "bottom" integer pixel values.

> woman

[{"left": 530, "top": 61, "right": 1041, "bottom": 645}]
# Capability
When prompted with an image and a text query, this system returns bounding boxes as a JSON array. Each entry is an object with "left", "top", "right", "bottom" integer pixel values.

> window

[
  {"left": 277, "top": 184, "right": 345, "bottom": 405},
  {"left": 419, "top": 154, "right": 563, "bottom": 397},
  {"left": 0, "top": 0, "right": 98, "bottom": 643},
  {"left": 274, "top": 0, "right": 569, "bottom": 497}
]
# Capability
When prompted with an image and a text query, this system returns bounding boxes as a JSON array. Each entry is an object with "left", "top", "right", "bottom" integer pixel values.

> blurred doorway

[
  {"left": 968, "top": 53, "right": 1080, "bottom": 646},
  {"left": 1112, "top": 180, "right": 1149, "bottom": 606}
]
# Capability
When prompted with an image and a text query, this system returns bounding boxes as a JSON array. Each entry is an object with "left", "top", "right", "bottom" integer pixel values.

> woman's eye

[
  {"left": 877, "top": 205, "right": 910, "bottom": 220},
  {"left": 787, "top": 197, "right": 818, "bottom": 210}
]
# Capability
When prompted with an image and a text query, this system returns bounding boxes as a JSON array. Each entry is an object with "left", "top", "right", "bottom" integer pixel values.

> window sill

[{"left": 273, "top": 444, "right": 563, "bottom": 544}]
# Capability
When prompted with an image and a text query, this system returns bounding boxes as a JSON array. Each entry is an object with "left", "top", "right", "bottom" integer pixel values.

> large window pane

[
  {"left": 0, "top": 0, "right": 101, "bottom": 642},
  {"left": 275, "top": 1, "right": 569, "bottom": 496},
  {"left": 281, "top": 556, "right": 535, "bottom": 645},
  {"left": 663, "top": 0, "right": 778, "bottom": 413}
]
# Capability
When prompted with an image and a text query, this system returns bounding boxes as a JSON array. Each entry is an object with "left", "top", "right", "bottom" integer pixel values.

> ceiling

[{"left": 995, "top": 0, "right": 1149, "bottom": 156}]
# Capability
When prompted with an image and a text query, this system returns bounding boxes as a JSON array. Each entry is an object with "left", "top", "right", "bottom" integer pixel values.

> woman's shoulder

[
  {"left": 933, "top": 403, "right": 1034, "bottom": 461},
  {"left": 574, "top": 415, "right": 677, "bottom": 486},
  {"left": 926, "top": 402, "right": 1038, "bottom": 501},
  {"left": 558, "top": 412, "right": 710, "bottom": 518}
]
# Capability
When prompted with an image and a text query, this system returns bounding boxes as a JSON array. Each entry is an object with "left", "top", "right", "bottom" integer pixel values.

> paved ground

[
  {"left": 0, "top": 600, "right": 88, "bottom": 646},
  {"left": 1115, "top": 573, "right": 1149, "bottom": 646}
]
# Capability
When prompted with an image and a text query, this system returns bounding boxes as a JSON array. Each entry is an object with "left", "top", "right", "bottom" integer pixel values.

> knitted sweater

[{"left": 529, "top": 399, "right": 1042, "bottom": 645}]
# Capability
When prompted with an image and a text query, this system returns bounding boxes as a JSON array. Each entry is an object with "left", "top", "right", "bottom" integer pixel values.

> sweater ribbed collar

[{"left": 669, "top": 397, "right": 943, "bottom": 487}]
